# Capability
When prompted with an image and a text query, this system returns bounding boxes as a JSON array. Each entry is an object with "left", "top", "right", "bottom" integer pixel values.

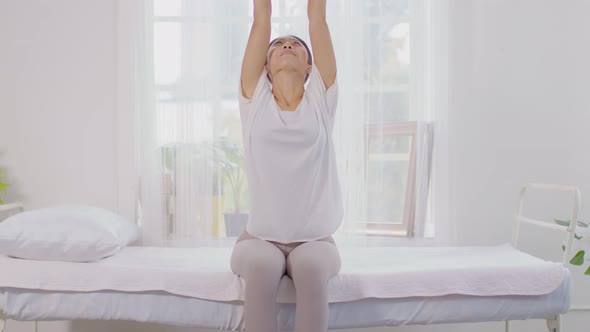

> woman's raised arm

[
  {"left": 308, "top": 0, "right": 337, "bottom": 90},
  {"left": 241, "top": 0, "right": 272, "bottom": 99}
]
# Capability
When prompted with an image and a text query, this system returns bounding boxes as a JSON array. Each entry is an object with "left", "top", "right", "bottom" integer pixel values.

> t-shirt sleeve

[
  {"left": 326, "top": 78, "right": 338, "bottom": 122},
  {"left": 238, "top": 68, "right": 270, "bottom": 128},
  {"left": 308, "top": 63, "right": 339, "bottom": 125}
]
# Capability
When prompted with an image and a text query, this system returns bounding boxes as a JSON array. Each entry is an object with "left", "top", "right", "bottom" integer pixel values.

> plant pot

[
  {"left": 212, "top": 194, "right": 226, "bottom": 237},
  {"left": 224, "top": 212, "right": 249, "bottom": 237}
]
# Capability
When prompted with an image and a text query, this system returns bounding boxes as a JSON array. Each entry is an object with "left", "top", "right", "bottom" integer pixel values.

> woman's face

[{"left": 266, "top": 36, "right": 311, "bottom": 82}]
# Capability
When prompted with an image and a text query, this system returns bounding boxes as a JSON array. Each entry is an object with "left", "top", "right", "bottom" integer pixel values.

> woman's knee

[{"left": 231, "top": 239, "right": 287, "bottom": 279}]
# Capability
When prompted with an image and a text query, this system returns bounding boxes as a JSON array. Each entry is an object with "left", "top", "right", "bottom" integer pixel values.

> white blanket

[{"left": 0, "top": 243, "right": 565, "bottom": 304}]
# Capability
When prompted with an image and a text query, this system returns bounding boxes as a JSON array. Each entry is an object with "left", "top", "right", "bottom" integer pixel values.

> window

[{"left": 124, "top": 0, "right": 446, "bottom": 245}]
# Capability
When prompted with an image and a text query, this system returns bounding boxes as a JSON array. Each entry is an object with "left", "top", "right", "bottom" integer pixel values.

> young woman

[{"left": 230, "top": 1, "right": 343, "bottom": 332}]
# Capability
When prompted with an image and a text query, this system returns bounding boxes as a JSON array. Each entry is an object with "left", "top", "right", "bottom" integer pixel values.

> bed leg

[
  {"left": 546, "top": 314, "right": 561, "bottom": 332},
  {"left": 0, "top": 311, "right": 6, "bottom": 332}
]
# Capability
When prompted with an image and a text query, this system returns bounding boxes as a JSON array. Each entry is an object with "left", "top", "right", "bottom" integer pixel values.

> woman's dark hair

[{"left": 265, "top": 35, "right": 313, "bottom": 83}]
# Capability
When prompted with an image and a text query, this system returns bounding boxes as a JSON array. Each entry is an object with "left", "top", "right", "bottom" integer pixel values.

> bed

[{"left": 0, "top": 183, "right": 580, "bottom": 332}]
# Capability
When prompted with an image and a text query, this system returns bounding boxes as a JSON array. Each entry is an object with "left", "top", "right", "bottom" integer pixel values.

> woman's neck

[{"left": 271, "top": 71, "right": 305, "bottom": 111}]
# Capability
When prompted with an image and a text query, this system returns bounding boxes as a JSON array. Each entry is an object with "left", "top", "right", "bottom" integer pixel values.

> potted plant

[
  {"left": 555, "top": 218, "right": 590, "bottom": 275},
  {"left": 160, "top": 142, "right": 222, "bottom": 236},
  {"left": 160, "top": 139, "right": 249, "bottom": 237},
  {"left": 0, "top": 168, "right": 9, "bottom": 205},
  {"left": 210, "top": 137, "right": 249, "bottom": 237}
]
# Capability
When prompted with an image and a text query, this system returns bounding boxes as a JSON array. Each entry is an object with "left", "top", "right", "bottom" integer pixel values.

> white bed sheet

[
  {"left": 0, "top": 244, "right": 566, "bottom": 304},
  {"left": 0, "top": 268, "right": 571, "bottom": 330}
]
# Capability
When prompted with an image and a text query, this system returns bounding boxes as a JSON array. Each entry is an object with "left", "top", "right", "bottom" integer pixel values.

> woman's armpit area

[
  {"left": 239, "top": 85, "right": 253, "bottom": 103},
  {"left": 326, "top": 80, "right": 338, "bottom": 95},
  {"left": 241, "top": 76, "right": 261, "bottom": 102},
  {"left": 239, "top": 93, "right": 252, "bottom": 105}
]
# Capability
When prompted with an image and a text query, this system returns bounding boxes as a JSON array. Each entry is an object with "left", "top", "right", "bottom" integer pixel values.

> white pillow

[{"left": 0, "top": 204, "right": 139, "bottom": 262}]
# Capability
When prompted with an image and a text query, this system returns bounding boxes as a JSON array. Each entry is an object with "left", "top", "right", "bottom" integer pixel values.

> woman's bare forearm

[
  {"left": 307, "top": 0, "right": 336, "bottom": 88},
  {"left": 307, "top": 0, "right": 326, "bottom": 23},
  {"left": 253, "top": 0, "right": 271, "bottom": 23},
  {"left": 241, "top": 0, "right": 272, "bottom": 99}
]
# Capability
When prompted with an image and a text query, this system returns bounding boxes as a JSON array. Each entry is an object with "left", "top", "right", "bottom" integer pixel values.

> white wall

[
  {"left": 0, "top": 0, "right": 588, "bottom": 331},
  {"left": 449, "top": 0, "right": 590, "bottom": 247},
  {"left": 0, "top": 0, "right": 118, "bottom": 211},
  {"left": 447, "top": 1, "right": 590, "bottom": 326}
]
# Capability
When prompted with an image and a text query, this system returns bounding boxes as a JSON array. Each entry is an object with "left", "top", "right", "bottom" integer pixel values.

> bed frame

[
  {"left": 0, "top": 183, "right": 581, "bottom": 332},
  {"left": 507, "top": 183, "right": 580, "bottom": 332}
]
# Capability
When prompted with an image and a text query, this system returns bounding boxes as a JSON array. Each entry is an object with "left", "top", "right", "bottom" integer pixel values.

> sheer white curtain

[{"left": 127, "top": 0, "right": 447, "bottom": 248}]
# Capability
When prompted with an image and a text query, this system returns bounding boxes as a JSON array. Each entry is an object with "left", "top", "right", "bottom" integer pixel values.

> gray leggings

[{"left": 230, "top": 229, "right": 341, "bottom": 332}]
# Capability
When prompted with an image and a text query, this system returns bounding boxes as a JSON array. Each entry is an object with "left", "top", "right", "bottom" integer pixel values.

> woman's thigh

[
  {"left": 285, "top": 241, "right": 341, "bottom": 282},
  {"left": 230, "top": 238, "right": 287, "bottom": 280}
]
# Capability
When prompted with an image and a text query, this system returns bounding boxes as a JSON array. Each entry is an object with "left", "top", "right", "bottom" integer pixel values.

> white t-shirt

[{"left": 238, "top": 63, "right": 344, "bottom": 244}]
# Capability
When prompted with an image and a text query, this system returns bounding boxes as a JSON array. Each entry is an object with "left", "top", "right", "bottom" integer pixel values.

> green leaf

[
  {"left": 570, "top": 250, "right": 585, "bottom": 266},
  {"left": 554, "top": 219, "right": 588, "bottom": 228},
  {"left": 554, "top": 219, "right": 571, "bottom": 227},
  {"left": 575, "top": 234, "right": 583, "bottom": 240},
  {"left": 585, "top": 266, "right": 590, "bottom": 276},
  {"left": 561, "top": 245, "right": 565, "bottom": 252}
]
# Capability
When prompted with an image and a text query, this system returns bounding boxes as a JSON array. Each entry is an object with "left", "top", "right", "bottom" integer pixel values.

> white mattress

[
  {"left": 0, "top": 269, "right": 571, "bottom": 330},
  {"left": 0, "top": 244, "right": 566, "bottom": 303},
  {"left": 0, "top": 244, "right": 572, "bottom": 329}
]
